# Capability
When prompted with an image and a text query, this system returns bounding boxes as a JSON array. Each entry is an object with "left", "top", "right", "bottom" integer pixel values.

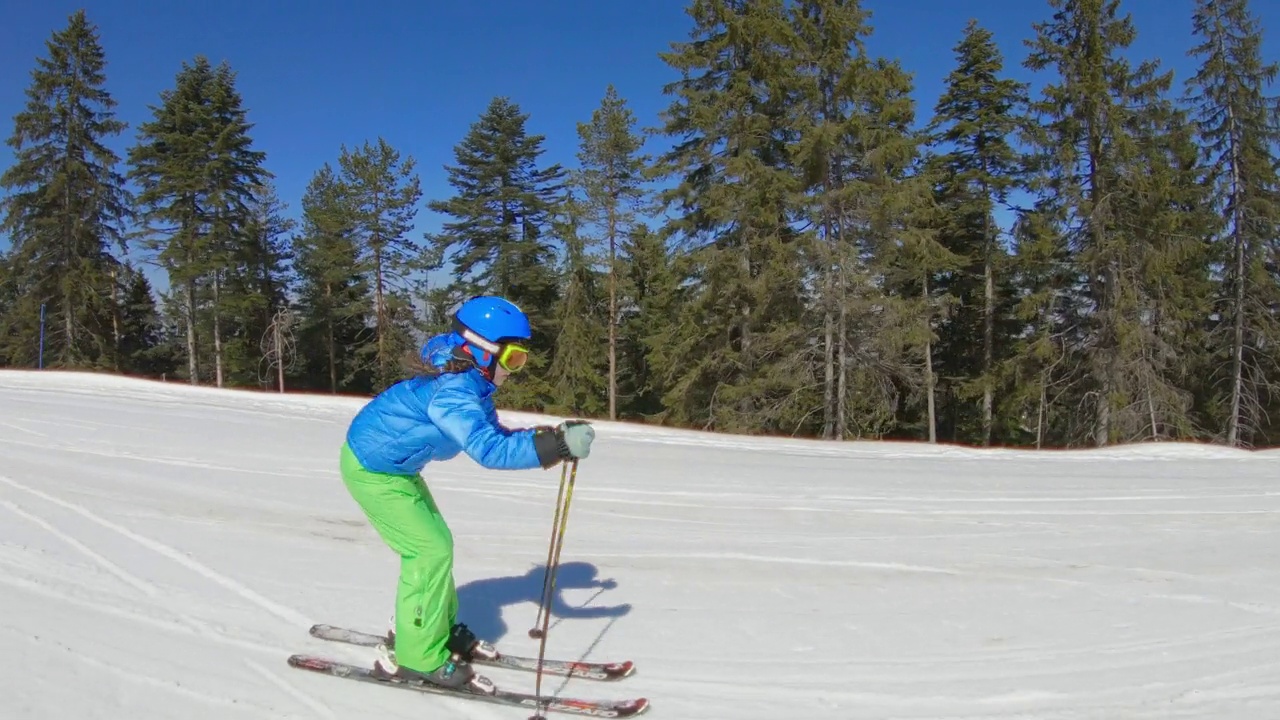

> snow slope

[{"left": 1, "top": 370, "right": 1278, "bottom": 720}]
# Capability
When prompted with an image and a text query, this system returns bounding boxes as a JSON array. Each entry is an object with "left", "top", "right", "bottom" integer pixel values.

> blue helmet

[
  {"left": 451, "top": 295, "right": 531, "bottom": 371},
  {"left": 454, "top": 295, "right": 531, "bottom": 344}
]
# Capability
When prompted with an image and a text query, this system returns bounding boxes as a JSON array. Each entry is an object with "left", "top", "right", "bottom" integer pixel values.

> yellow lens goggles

[{"left": 497, "top": 342, "right": 529, "bottom": 372}]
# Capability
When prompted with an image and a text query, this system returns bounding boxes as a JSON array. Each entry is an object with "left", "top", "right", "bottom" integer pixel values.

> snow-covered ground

[{"left": 1, "top": 370, "right": 1278, "bottom": 720}]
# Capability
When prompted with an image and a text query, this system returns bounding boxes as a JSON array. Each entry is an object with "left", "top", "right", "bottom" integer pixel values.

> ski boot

[
  {"left": 371, "top": 642, "right": 496, "bottom": 694},
  {"left": 448, "top": 621, "right": 498, "bottom": 662},
  {"left": 385, "top": 617, "right": 498, "bottom": 662}
]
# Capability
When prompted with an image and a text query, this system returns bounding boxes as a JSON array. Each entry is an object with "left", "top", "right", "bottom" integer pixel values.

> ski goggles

[
  {"left": 496, "top": 342, "right": 529, "bottom": 372},
  {"left": 459, "top": 327, "right": 530, "bottom": 373}
]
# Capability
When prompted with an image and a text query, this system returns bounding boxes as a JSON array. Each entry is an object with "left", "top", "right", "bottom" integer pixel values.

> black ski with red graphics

[
  {"left": 307, "top": 623, "right": 636, "bottom": 682},
  {"left": 286, "top": 653, "right": 649, "bottom": 717}
]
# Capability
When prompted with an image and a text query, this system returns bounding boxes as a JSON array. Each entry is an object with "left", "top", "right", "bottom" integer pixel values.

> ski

[
  {"left": 287, "top": 654, "right": 649, "bottom": 718},
  {"left": 308, "top": 623, "right": 635, "bottom": 681}
]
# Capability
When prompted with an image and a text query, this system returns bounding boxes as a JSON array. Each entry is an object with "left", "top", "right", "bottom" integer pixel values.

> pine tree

[
  {"left": 222, "top": 182, "right": 294, "bottom": 386},
  {"left": 1004, "top": 206, "right": 1083, "bottom": 447},
  {"left": 617, "top": 223, "right": 680, "bottom": 420},
  {"left": 887, "top": 160, "right": 963, "bottom": 444},
  {"left": 127, "top": 56, "right": 269, "bottom": 386},
  {"left": 0, "top": 9, "right": 132, "bottom": 369},
  {"left": 337, "top": 138, "right": 423, "bottom": 391},
  {"left": 654, "top": 0, "right": 810, "bottom": 434},
  {"left": 292, "top": 164, "right": 371, "bottom": 393},
  {"left": 116, "top": 264, "right": 173, "bottom": 376},
  {"left": 1023, "top": 0, "right": 1191, "bottom": 445},
  {"left": 0, "top": 254, "right": 17, "bottom": 365},
  {"left": 1110, "top": 93, "right": 1215, "bottom": 442},
  {"left": 787, "top": 0, "right": 929, "bottom": 439},
  {"left": 1186, "top": 0, "right": 1280, "bottom": 447},
  {"left": 425, "top": 97, "right": 567, "bottom": 376},
  {"left": 574, "top": 85, "right": 649, "bottom": 420},
  {"left": 203, "top": 62, "right": 270, "bottom": 387},
  {"left": 926, "top": 19, "right": 1028, "bottom": 445},
  {"left": 545, "top": 197, "right": 607, "bottom": 416}
]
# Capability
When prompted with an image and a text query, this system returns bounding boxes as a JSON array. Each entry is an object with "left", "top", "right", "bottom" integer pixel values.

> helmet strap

[
  {"left": 456, "top": 327, "right": 501, "bottom": 380},
  {"left": 458, "top": 327, "right": 501, "bottom": 356}
]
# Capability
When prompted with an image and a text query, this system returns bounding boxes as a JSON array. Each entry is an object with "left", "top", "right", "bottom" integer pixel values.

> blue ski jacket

[{"left": 345, "top": 333, "right": 561, "bottom": 475}]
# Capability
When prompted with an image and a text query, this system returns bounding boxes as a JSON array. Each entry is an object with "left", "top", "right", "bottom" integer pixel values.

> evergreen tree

[
  {"left": 1023, "top": 0, "right": 1193, "bottom": 445},
  {"left": 545, "top": 197, "right": 608, "bottom": 416},
  {"left": 336, "top": 138, "right": 423, "bottom": 391},
  {"left": 425, "top": 97, "right": 567, "bottom": 390},
  {"left": 116, "top": 264, "right": 173, "bottom": 376},
  {"left": 0, "top": 10, "right": 132, "bottom": 369},
  {"left": 203, "top": 62, "right": 271, "bottom": 387},
  {"left": 887, "top": 160, "right": 963, "bottom": 444},
  {"left": 1110, "top": 92, "right": 1216, "bottom": 442},
  {"left": 654, "top": 0, "right": 810, "bottom": 434},
  {"left": 574, "top": 85, "right": 650, "bottom": 420},
  {"left": 0, "top": 253, "right": 17, "bottom": 365},
  {"left": 222, "top": 182, "right": 294, "bottom": 386},
  {"left": 1004, "top": 206, "right": 1083, "bottom": 447},
  {"left": 617, "top": 222, "right": 680, "bottom": 420},
  {"left": 787, "top": 0, "right": 929, "bottom": 439},
  {"left": 1186, "top": 0, "right": 1280, "bottom": 447},
  {"left": 926, "top": 19, "right": 1028, "bottom": 445},
  {"left": 127, "top": 56, "right": 269, "bottom": 386},
  {"left": 291, "top": 164, "right": 371, "bottom": 393}
]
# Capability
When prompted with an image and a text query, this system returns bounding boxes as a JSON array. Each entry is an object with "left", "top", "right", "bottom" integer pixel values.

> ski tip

[
  {"left": 288, "top": 654, "right": 337, "bottom": 672},
  {"left": 597, "top": 660, "right": 636, "bottom": 679}
]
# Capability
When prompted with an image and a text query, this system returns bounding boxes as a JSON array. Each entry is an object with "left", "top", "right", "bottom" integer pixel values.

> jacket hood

[{"left": 420, "top": 331, "right": 496, "bottom": 396}]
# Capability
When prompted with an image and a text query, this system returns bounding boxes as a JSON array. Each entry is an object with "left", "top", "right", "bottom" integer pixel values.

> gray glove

[{"left": 557, "top": 420, "right": 595, "bottom": 460}]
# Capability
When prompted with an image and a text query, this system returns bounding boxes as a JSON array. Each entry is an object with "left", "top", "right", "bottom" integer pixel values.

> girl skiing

[{"left": 339, "top": 295, "right": 595, "bottom": 693}]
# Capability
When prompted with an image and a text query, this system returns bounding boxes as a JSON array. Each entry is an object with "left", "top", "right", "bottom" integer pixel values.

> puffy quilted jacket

[{"left": 345, "top": 363, "right": 559, "bottom": 475}]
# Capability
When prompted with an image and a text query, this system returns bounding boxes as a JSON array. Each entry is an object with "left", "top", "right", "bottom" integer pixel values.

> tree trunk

[
  {"left": 325, "top": 282, "right": 337, "bottom": 394},
  {"left": 608, "top": 203, "right": 618, "bottom": 421},
  {"left": 1095, "top": 274, "right": 1114, "bottom": 448},
  {"left": 110, "top": 265, "right": 121, "bottom": 370},
  {"left": 822, "top": 213, "right": 837, "bottom": 440},
  {"left": 274, "top": 314, "right": 284, "bottom": 393},
  {"left": 63, "top": 176, "right": 75, "bottom": 365},
  {"left": 739, "top": 249, "right": 754, "bottom": 424},
  {"left": 1226, "top": 98, "right": 1245, "bottom": 447},
  {"left": 63, "top": 283, "right": 74, "bottom": 365},
  {"left": 923, "top": 274, "right": 937, "bottom": 443},
  {"left": 374, "top": 246, "right": 386, "bottom": 383},
  {"left": 982, "top": 207, "right": 995, "bottom": 446},
  {"left": 823, "top": 303, "right": 835, "bottom": 440},
  {"left": 836, "top": 269, "right": 848, "bottom": 440},
  {"left": 1087, "top": 110, "right": 1111, "bottom": 448},
  {"left": 212, "top": 272, "right": 224, "bottom": 388},
  {"left": 1037, "top": 371, "right": 1047, "bottom": 449},
  {"left": 1147, "top": 388, "right": 1159, "bottom": 440},
  {"left": 185, "top": 279, "right": 198, "bottom": 384}
]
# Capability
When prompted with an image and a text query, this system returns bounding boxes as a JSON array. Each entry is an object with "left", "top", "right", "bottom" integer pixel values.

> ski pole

[
  {"left": 529, "top": 458, "right": 570, "bottom": 639},
  {"left": 529, "top": 458, "right": 579, "bottom": 720}
]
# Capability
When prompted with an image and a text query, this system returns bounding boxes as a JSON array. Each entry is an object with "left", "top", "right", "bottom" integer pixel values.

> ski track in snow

[{"left": 1, "top": 369, "right": 1278, "bottom": 719}]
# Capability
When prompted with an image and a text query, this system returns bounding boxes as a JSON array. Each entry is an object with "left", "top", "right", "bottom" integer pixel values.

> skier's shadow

[{"left": 455, "top": 561, "right": 632, "bottom": 644}]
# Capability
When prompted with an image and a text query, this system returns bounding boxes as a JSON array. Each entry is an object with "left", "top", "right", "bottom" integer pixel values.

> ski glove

[
  {"left": 557, "top": 420, "right": 594, "bottom": 460},
  {"left": 531, "top": 419, "right": 595, "bottom": 468}
]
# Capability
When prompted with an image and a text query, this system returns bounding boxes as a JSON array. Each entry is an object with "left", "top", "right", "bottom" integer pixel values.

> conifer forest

[{"left": 2, "top": 1, "right": 1279, "bottom": 449}]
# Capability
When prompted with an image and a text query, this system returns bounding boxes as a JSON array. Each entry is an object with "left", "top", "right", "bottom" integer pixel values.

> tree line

[{"left": 2, "top": 0, "right": 1278, "bottom": 449}]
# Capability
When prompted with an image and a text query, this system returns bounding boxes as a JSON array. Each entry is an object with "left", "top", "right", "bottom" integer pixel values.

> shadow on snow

[{"left": 456, "top": 561, "right": 632, "bottom": 644}]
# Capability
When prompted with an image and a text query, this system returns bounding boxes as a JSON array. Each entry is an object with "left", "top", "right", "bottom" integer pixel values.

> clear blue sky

[{"left": 1, "top": 0, "right": 1277, "bottom": 290}]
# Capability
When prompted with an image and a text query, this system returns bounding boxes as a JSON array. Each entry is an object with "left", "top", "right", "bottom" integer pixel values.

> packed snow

[{"left": 1, "top": 370, "right": 1278, "bottom": 719}]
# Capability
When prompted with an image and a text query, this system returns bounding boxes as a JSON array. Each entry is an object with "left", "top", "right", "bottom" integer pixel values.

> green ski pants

[{"left": 339, "top": 442, "right": 457, "bottom": 673}]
